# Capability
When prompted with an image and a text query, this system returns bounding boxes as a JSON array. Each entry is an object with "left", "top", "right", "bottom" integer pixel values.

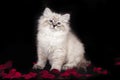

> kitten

[{"left": 33, "top": 7, "right": 90, "bottom": 71}]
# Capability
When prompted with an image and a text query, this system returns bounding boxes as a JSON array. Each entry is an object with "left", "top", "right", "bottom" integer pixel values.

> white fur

[{"left": 33, "top": 8, "right": 90, "bottom": 71}]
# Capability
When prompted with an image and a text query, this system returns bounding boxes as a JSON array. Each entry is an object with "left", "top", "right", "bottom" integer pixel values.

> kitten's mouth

[
  {"left": 50, "top": 25, "right": 58, "bottom": 29},
  {"left": 50, "top": 25, "right": 60, "bottom": 31}
]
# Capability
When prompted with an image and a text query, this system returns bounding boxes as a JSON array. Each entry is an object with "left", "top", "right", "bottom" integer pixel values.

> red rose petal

[
  {"left": 0, "top": 61, "right": 12, "bottom": 71},
  {"left": 9, "top": 68, "right": 16, "bottom": 75},
  {"left": 0, "top": 65, "right": 5, "bottom": 71},
  {"left": 0, "top": 71, "right": 7, "bottom": 77},
  {"left": 115, "top": 62, "right": 120, "bottom": 66},
  {"left": 101, "top": 70, "right": 108, "bottom": 75},
  {"left": 4, "top": 61, "right": 12, "bottom": 69},
  {"left": 51, "top": 69, "right": 60, "bottom": 75},
  {"left": 3, "top": 74, "right": 12, "bottom": 79},
  {"left": 66, "top": 69, "right": 83, "bottom": 78},
  {"left": 72, "top": 73, "right": 83, "bottom": 78},
  {"left": 85, "top": 74, "right": 93, "bottom": 77},
  {"left": 93, "top": 67, "right": 108, "bottom": 75},
  {"left": 39, "top": 70, "right": 49, "bottom": 75},
  {"left": 39, "top": 70, "right": 55, "bottom": 79},
  {"left": 40, "top": 73, "right": 55, "bottom": 79},
  {"left": 29, "top": 72, "right": 37, "bottom": 78},
  {"left": 23, "top": 74, "right": 32, "bottom": 80},
  {"left": 22, "top": 72, "right": 37, "bottom": 79},
  {"left": 0, "top": 60, "right": 109, "bottom": 79},
  {"left": 60, "top": 72, "right": 71, "bottom": 77},
  {"left": 2, "top": 69, "right": 17, "bottom": 79},
  {"left": 60, "top": 69, "right": 81, "bottom": 78},
  {"left": 96, "top": 67, "right": 102, "bottom": 71},
  {"left": 93, "top": 67, "right": 102, "bottom": 72},
  {"left": 65, "top": 68, "right": 76, "bottom": 73},
  {"left": 12, "top": 72, "right": 22, "bottom": 78},
  {"left": 60, "top": 69, "right": 75, "bottom": 77}
]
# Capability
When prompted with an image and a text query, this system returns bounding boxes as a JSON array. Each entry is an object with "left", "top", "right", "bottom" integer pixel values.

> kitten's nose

[{"left": 53, "top": 25, "right": 56, "bottom": 27}]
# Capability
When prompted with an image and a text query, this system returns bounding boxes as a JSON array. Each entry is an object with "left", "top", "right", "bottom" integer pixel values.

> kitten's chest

[{"left": 37, "top": 31, "right": 64, "bottom": 47}]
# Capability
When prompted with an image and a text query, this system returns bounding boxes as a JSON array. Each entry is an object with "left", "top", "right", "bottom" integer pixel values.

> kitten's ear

[
  {"left": 43, "top": 7, "right": 52, "bottom": 16},
  {"left": 62, "top": 14, "right": 70, "bottom": 21}
]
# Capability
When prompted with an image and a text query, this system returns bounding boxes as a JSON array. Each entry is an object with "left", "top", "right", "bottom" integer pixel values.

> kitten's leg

[
  {"left": 62, "top": 55, "right": 90, "bottom": 70},
  {"left": 62, "top": 54, "right": 83, "bottom": 70},
  {"left": 50, "top": 49, "right": 66, "bottom": 71},
  {"left": 62, "top": 58, "right": 78, "bottom": 70},
  {"left": 33, "top": 48, "right": 47, "bottom": 69}
]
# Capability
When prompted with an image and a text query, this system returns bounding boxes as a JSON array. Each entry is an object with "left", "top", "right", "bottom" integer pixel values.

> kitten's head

[{"left": 38, "top": 7, "right": 70, "bottom": 32}]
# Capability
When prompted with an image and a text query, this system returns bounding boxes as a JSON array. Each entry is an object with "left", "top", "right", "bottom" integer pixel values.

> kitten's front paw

[
  {"left": 33, "top": 64, "right": 45, "bottom": 70},
  {"left": 62, "top": 64, "right": 75, "bottom": 70}
]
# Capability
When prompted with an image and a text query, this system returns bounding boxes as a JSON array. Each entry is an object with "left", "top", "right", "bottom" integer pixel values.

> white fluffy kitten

[{"left": 33, "top": 7, "right": 90, "bottom": 71}]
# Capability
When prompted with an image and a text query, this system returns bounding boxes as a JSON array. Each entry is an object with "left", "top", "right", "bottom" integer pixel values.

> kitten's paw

[
  {"left": 33, "top": 64, "right": 45, "bottom": 70},
  {"left": 50, "top": 65, "right": 62, "bottom": 71},
  {"left": 62, "top": 64, "right": 75, "bottom": 70}
]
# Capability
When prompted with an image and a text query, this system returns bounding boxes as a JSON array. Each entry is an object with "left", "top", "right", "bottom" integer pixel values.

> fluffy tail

[{"left": 78, "top": 57, "right": 91, "bottom": 71}]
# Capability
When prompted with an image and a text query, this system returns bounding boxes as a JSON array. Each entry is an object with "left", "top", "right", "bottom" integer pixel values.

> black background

[{"left": 0, "top": 0, "right": 119, "bottom": 79}]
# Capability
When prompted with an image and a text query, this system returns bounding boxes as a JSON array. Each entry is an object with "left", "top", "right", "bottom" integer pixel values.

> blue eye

[{"left": 57, "top": 22, "right": 61, "bottom": 25}]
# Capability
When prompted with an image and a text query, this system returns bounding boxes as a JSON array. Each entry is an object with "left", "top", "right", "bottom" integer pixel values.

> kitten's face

[{"left": 39, "top": 8, "right": 70, "bottom": 31}]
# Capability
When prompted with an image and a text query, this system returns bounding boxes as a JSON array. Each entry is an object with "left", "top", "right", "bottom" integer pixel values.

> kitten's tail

[{"left": 78, "top": 57, "right": 91, "bottom": 71}]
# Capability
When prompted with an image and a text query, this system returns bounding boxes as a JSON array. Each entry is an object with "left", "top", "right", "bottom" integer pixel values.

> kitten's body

[{"left": 33, "top": 8, "right": 90, "bottom": 71}]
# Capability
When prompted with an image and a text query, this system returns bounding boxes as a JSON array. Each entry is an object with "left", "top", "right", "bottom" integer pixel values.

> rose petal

[
  {"left": 0, "top": 65, "right": 5, "bottom": 70},
  {"left": 9, "top": 68, "right": 16, "bottom": 74},
  {"left": 13, "top": 72, "right": 22, "bottom": 78},
  {"left": 72, "top": 73, "right": 83, "bottom": 78},
  {"left": 3, "top": 74, "right": 11, "bottom": 79},
  {"left": 23, "top": 74, "right": 32, "bottom": 80},
  {"left": 0, "top": 71, "right": 7, "bottom": 77},
  {"left": 40, "top": 73, "right": 55, "bottom": 79},
  {"left": 51, "top": 69, "right": 60, "bottom": 75},
  {"left": 85, "top": 74, "right": 93, "bottom": 77},
  {"left": 60, "top": 72, "right": 70, "bottom": 77},
  {"left": 39, "top": 70, "right": 49, "bottom": 75},
  {"left": 29, "top": 72, "right": 37, "bottom": 77},
  {"left": 93, "top": 67, "right": 102, "bottom": 72},
  {"left": 115, "top": 62, "right": 120, "bottom": 66},
  {"left": 0, "top": 61, "right": 12, "bottom": 71},
  {"left": 101, "top": 70, "right": 108, "bottom": 75},
  {"left": 65, "top": 69, "right": 76, "bottom": 73},
  {"left": 4, "top": 61, "right": 12, "bottom": 69}
]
